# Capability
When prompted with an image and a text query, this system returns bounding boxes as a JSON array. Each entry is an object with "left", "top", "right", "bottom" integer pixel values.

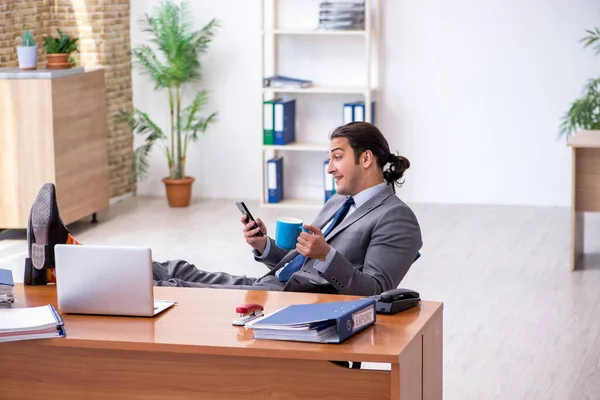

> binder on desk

[
  {"left": 0, "top": 304, "right": 66, "bottom": 342},
  {"left": 323, "top": 160, "right": 336, "bottom": 203},
  {"left": 267, "top": 157, "right": 283, "bottom": 203},
  {"left": 246, "top": 298, "right": 376, "bottom": 344},
  {"left": 274, "top": 99, "right": 296, "bottom": 145},
  {"left": 0, "top": 268, "right": 14, "bottom": 305}
]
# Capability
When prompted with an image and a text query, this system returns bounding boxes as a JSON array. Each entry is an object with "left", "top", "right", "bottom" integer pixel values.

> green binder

[{"left": 263, "top": 99, "right": 277, "bottom": 145}]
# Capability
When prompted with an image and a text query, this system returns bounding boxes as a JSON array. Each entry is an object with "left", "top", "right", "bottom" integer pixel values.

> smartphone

[{"left": 235, "top": 201, "right": 264, "bottom": 237}]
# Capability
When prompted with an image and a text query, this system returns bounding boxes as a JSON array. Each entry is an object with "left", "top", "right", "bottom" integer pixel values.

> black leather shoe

[{"left": 24, "top": 183, "right": 70, "bottom": 285}]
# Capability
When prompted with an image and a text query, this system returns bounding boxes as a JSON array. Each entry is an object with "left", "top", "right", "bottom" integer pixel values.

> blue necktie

[{"left": 278, "top": 196, "right": 355, "bottom": 283}]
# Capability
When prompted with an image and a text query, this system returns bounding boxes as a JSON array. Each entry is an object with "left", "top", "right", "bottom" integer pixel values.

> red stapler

[{"left": 232, "top": 303, "right": 264, "bottom": 326}]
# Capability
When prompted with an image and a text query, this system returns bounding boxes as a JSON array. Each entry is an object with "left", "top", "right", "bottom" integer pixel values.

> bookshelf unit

[{"left": 260, "top": 0, "right": 380, "bottom": 208}]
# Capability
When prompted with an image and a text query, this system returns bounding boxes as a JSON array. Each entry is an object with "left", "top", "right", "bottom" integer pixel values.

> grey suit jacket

[{"left": 255, "top": 183, "right": 422, "bottom": 296}]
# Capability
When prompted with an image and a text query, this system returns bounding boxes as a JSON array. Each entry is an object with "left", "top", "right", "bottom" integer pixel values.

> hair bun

[{"left": 397, "top": 155, "right": 410, "bottom": 171}]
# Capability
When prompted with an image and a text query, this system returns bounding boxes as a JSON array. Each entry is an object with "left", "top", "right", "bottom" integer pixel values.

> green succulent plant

[
  {"left": 43, "top": 28, "right": 79, "bottom": 54},
  {"left": 22, "top": 28, "right": 35, "bottom": 47}
]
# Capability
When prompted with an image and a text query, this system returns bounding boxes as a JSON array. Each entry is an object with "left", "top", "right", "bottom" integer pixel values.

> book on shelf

[
  {"left": 318, "top": 1, "right": 365, "bottom": 30},
  {"left": 263, "top": 75, "right": 312, "bottom": 89},
  {"left": 318, "top": 18, "right": 364, "bottom": 31},
  {"left": 319, "top": 1, "right": 365, "bottom": 10},
  {"left": 0, "top": 304, "right": 66, "bottom": 343},
  {"left": 245, "top": 298, "right": 376, "bottom": 344},
  {"left": 0, "top": 268, "right": 14, "bottom": 306}
]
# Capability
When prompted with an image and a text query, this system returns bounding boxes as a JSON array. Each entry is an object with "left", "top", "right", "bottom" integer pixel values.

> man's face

[{"left": 327, "top": 137, "right": 362, "bottom": 196}]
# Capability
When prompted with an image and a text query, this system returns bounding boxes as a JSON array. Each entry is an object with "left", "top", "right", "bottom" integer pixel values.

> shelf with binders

[
  {"left": 263, "top": 29, "right": 367, "bottom": 37},
  {"left": 262, "top": 141, "right": 328, "bottom": 152},
  {"left": 261, "top": 197, "right": 324, "bottom": 209},
  {"left": 259, "top": 0, "right": 380, "bottom": 208},
  {"left": 260, "top": 96, "right": 375, "bottom": 207},
  {"left": 262, "top": 96, "right": 377, "bottom": 147},
  {"left": 262, "top": 86, "right": 376, "bottom": 96},
  {"left": 262, "top": 154, "right": 337, "bottom": 208}
]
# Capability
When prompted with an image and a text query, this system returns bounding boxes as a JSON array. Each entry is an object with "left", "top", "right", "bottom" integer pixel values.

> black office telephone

[{"left": 367, "top": 288, "right": 421, "bottom": 315}]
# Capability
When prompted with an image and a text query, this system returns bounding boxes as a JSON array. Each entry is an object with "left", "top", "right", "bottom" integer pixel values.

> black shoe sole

[{"left": 30, "top": 183, "right": 55, "bottom": 270}]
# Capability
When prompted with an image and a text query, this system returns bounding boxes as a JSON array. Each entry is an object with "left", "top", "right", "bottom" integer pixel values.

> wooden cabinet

[{"left": 0, "top": 68, "right": 110, "bottom": 229}]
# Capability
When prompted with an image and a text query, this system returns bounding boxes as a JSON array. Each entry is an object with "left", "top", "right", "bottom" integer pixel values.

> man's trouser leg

[{"left": 152, "top": 259, "right": 258, "bottom": 288}]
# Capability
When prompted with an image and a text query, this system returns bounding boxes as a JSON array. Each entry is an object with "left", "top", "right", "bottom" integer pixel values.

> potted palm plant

[
  {"left": 17, "top": 27, "right": 38, "bottom": 70},
  {"left": 121, "top": 0, "right": 218, "bottom": 207},
  {"left": 43, "top": 28, "right": 79, "bottom": 69},
  {"left": 559, "top": 26, "right": 600, "bottom": 140}
]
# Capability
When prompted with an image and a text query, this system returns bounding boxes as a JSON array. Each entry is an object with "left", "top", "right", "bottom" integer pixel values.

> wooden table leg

[
  {"left": 423, "top": 309, "right": 443, "bottom": 400},
  {"left": 571, "top": 146, "right": 588, "bottom": 271},
  {"left": 571, "top": 210, "right": 584, "bottom": 270},
  {"left": 393, "top": 307, "right": 443, "bottom": 400}
]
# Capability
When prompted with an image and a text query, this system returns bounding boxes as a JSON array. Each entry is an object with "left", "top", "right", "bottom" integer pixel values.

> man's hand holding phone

[
  {"left": 241, "top": 215, "right": 268, "bottom": 253},
  {"left": 236, "top": 201, "right": 268, "bottom": 254}
]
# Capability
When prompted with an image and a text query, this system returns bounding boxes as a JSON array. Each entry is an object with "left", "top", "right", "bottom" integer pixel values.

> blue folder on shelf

[
  {"left": 343, "top": 101, "right": 376, "bottom": 124},
  {"left": 323, "top": 160, "right": 336, "bottom": 203},
  {"left": 246, "top": 298, "right": 376, "bottom": 344},
  {"left": 267, "top": 157, "right": 284, "bottom": 203},
  {"left": 274, "top": 99, "right": 296, "bottom": 145}
]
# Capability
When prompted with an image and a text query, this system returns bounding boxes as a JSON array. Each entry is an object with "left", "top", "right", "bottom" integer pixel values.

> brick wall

[
  {"left": 12, "top": 0, "right": 50, "bottom": 66},
  {"left": 0, "top": 1, "right": 16, "bottom": 66},
  {"left": 0, "top": 0, "right": 135, "bottom": 198},
  {"left": 0, "top": 0, "right": 49, "bottom": 67}
]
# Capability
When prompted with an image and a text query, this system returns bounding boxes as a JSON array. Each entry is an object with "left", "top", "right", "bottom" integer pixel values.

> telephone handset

[{"left": 367, "top": 288, "right": 421, "bottom": 314}]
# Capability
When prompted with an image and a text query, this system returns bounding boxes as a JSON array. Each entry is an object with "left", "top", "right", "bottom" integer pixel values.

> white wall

[
  {"left": 130, "top": 0, "right": 600, "bottom": 207},
  {"left": 130, "top": 0, "right": 262, "bottom": 200}
]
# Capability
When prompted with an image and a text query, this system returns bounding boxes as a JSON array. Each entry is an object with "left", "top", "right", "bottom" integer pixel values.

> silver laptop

[{"left": 54, "top": 244, "right": 175, "bottom": 317}]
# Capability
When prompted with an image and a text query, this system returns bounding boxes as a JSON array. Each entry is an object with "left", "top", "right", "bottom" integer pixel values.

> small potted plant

[
  {"left": 43, "top": 28, "right": 79, "bottom": 69},
  {"left": 17, "top": 28, "right": 38, "bottom": 70},
  {"left": 560, "top": 26, "right": 600, "bottom": 139}
]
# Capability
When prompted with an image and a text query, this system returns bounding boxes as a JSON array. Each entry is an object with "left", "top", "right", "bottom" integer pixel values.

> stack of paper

[
  {"left": 318, "top": 1, "right": 365, "bottom": 30},
  {"left": 0, "top": 304, "right": 66, "bottom": 342},
  {"left": 245, "top": 298, "right": 376, "bottom": 344},
  {"left": 0, "top": 268, "right": 14, "bottom": 305}
]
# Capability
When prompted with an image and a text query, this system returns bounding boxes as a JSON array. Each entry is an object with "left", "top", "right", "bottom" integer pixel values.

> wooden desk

[
  {"left": 568, "top": 130, "right": 600, "bottom": 270},
  {"left": 1, "top": 285, "right": 443, "bottom": 400}
]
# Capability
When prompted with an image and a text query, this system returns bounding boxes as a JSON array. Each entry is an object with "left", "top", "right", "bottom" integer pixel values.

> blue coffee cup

[{"left": 275, "top": 217, "right": 304, "bottom": 250}]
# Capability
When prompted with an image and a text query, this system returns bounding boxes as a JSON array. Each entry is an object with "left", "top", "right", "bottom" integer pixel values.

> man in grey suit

[
  {"left": 25, "top": 122, "right": 422, "bottom": 296},
  {"left": 152, "top": 121, "right": 421, "bottom": 296}
]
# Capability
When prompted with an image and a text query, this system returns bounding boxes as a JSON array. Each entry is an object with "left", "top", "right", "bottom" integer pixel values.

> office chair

[{"left": 336, "top": 251, "right": 422, "bottom": 370}]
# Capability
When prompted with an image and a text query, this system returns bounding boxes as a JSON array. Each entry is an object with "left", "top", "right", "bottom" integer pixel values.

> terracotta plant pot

[
  {"left": 162, "top": 177, "right": 195, "bottom": 207},
  {"left": 46, "top": 53, "right": 72, "bottom": 69}
]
